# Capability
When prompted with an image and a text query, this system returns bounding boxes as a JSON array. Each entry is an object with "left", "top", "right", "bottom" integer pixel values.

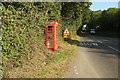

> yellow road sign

[
  {"left": 63, "top": 28, "right": 70, "bottom": 39},
  {"left": 64, "top": 33, "right": 69, "bottom": 38}
]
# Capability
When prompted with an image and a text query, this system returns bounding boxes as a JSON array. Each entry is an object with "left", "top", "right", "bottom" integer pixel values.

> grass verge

[{"left": 3, "top": 35, "right": 79, "bottom": 78}]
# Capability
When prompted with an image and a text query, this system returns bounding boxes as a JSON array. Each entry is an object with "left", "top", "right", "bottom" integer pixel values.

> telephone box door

[
  {"left": 47, "top": 26, "right": 54, "bottom": 49},
  {"left": 45, "top": 20, "right": 58, "bottom": 50}
]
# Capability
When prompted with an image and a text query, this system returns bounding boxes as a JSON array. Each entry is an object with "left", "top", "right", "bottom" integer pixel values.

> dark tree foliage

[
  {"left": 61, "top": 2, "right": 91, "bottom": 34},
  {"left": 88, "top": 8, "right": 120, "bottom": 37}
]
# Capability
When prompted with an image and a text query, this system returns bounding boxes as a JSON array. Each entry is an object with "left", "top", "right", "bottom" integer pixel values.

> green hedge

[
  {"left": 1, "top": 2, "right": 61, "bottom": 60},
  {"left": 1, "top": 2, "right": 90, "bottom": 64}
]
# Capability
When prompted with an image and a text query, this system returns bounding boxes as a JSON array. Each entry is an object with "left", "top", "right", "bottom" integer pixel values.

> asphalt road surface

[{"left": 64, "top": 33, "right": 119, "bottom": 78}]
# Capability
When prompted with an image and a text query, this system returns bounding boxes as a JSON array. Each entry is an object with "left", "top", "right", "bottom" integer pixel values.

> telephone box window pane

[
  {"left": 47, "top": 26, "right": 54, "bottom": 47},
  {"left": 48, "top": 26, "right": 53, "bottom": 32},
  {"left": 48, "top": 26, "right": 52, "bottom": 28}
]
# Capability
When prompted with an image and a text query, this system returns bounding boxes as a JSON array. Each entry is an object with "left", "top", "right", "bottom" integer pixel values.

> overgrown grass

[
  {"left": 39, "top": 38, "right": 77, "bottom": 78},
  {"left": 1, "top": 2, "right": 82, "bottom": 78},
  {"left": 48, "top": 52, "right": 66, "bottom": 63},
  {"left": 3, "top": 35, "right": 79, "bottom": 78}
]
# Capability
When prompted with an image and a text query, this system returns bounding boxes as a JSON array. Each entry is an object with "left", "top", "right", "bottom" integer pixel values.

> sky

[{"left": 90, "top": 1, "right": 119, "bottom": 11}]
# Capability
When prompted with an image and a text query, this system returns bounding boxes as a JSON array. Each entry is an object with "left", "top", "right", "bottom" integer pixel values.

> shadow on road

[
  {"left": 66, "top": 38, "right": 102, "bottom": 49},
  {"left": 65, "top": 34, "right": 118, "bottom": 57}
]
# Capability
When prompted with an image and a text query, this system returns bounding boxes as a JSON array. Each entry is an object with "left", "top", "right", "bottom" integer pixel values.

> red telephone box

[{"left": 45, "top": 20, "right": 58, "bottom": 50}]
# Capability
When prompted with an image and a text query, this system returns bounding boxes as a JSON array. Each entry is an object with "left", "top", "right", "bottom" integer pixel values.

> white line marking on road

[
  {"left": 92, "top": 36, "right": 95, "bottom": 40},
  {"left": 98, "top": 40, "right": 103, "bottom": 44},
  {"left": 88, "top": 43, "right": 90, "bottom": 45},
  {"left": 106, "top": 54, "right": 116, "bottom": 57},
  {"left": 81, "top": 53, "right": 100, "bottom": 78},
  {"left": 87, "top": 43, "right": 89, "bottom": 45},
  {"left": 102, "top": 40, "right": 109, "bottom": 41},
  {"left": 89, "top": 43, "right": 92, "bottom": 46},
  {"left": 74, "top": 66, "right": 76, "bottom": 69},
  {"left": 74, "top": 69, "right": 79, "bottom": 75},
  {"left": 80, "top": 43, "right": 83, "bottom": 45},
  {"left": 74, "top": 69, "right": 77, "bottom": 72},
  {"left": 90, "top": 35, "right": 95, "bottom": 40},
  {"left": 84, "top": 43, "right": 86, "bottom": 46},
  {"left": 95, "top": 43, "right": 98, "bottom": 46},
  {"left": 75, "top": 72, "right": 79, "bottom": 74},
  {"left": 93, "top": 43, "right": 96, "bottom": 46},
  {"left": 108, "top": 46, "right": 120, "bottom": 52},
  {"left": 74, "top": 66, "right": 79, "bottom": 75},
  {"left": 90, "top": 35, "right": 103, "bottom": 44}
]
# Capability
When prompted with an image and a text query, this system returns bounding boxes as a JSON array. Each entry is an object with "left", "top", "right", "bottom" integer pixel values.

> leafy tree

[
  {"left": 61, "top": 2, "right": 91, "bottom": 35},
  {"left": 88, "top": 7, "right": 120, "bottom": 37}
]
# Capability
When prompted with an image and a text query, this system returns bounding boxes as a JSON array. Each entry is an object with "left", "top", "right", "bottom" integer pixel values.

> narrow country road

[{"left": 64, "top": 33, "right": 119, "bottom": 78}]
